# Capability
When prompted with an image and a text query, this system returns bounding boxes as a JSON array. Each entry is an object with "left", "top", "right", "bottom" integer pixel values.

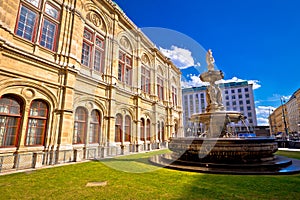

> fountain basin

[{"left": 169, "top": 137, "right": 278, "bottom": 163}]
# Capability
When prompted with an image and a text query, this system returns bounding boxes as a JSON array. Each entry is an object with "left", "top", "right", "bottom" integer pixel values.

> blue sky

[{"left": 113, "top": 0, "right": 300, "bottom": 125}]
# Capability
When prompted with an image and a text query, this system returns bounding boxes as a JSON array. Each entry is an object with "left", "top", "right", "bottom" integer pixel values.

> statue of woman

[{"left": 206, "top": 49, "right": 215, "bottom": 71}]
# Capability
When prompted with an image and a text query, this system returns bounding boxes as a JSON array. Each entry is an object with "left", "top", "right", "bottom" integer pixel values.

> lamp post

[{"left": 280, "top": 97, "right": 289, "bottom": 140}]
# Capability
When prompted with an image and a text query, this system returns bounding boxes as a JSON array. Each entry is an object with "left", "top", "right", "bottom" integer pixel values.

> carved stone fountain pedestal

[{"left": 149, "top": 49, "right": 300, "bottom": 174}]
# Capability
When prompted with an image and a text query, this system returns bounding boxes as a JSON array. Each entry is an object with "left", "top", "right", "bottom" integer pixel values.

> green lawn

[{"left": 1, "top": 150, "right": 300, "bottom": 200}]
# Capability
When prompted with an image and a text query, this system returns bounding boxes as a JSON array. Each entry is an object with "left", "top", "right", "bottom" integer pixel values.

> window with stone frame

[
  {"left": 141, "top": 65, "right": 151, "bottom": 93},
  {"left": 172, "top": 86, "right": 178, "bottom": 106},
  {"left": 0, "top": 95, "right": 23, "bottom": 147},
  {"left": 25, "top": 100, "right": 48, "bottom": 146},
  {"left": 140, "top": 118, "right": 145, "bottom": 141},
  {"left": 115, "top": 114, "right": 122, "bottom": 142},
  {"left": 15, "top": 0, "right": 61, "bottom": 51},
  {"left": 124, "top": 115, "right": 131, "bottom": 142},
  {"left": 81, "top": 28, "right": 105, "bottom": 73},
  {"left": 157, "top": 77, "right": 164, "bottom": 100},
  {"left": 146, "top": 119, "right": 151, "bottom": 141},
  {"left": 73, "top": 107, "right": 87, "bottom": 144},
  {"left": 89, "top": 110, "right": 101, "bottom": 144},
  {"left": 118, "top": 51, "right": 132, "bottom": 85}
]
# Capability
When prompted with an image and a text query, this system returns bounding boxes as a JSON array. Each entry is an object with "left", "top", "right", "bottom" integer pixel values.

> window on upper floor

[
  {"left": 172, "top": 86, "right": 178, "bottom": 106},
  {"left": 15, "top": 0, "right": 61, "bottom": 51},
  {"left": 157, "top": 77, "right": 164, "bottom": 100},
  {"left": 141, "top": 65, "right": 150, "bottom": 93},
  {"left": 118, "top": 51, "right": 132, "bottom": 85},
  {"left": 81, "top": 28, "right": 105, "bottom": 73}
]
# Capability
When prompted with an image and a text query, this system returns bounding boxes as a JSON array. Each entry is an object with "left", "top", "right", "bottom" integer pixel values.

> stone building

[{"left": 0, "top": 0, "right": 183, "bottom": 172}]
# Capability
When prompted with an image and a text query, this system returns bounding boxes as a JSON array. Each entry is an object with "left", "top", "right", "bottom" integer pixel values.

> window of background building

[
  {"left": 238, "top": 89, "right": 241, "bottom": 93},
  {"left": 15, "top": 0, "right": 61, "bottom": 51},
  {"left": 81, "top": 28, "right": 105, "bottom": 73},
  {"left": 245, "top": 88, "right": 249, "bottom": 92},
  {"left": 245, "top": 94, "right": 250, "bottom": 98},
  {"left": 118, "top": 51, "right": 132, "bottom": 85},
  {"left": 231, "top": 89, "right": 235, "bottom": 93},
  {"left": 246, "top": 100, "right": 250, "bottom": 104}
]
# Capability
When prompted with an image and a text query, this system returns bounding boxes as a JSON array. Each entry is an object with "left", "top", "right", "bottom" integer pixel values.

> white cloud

[
  {"left": 159, "top": 45, "right": 200, "bottom": 69},
  {"left": 216, "top": 77, "right": 261, "bottom": 90},
  {"left": 255, "top": 106, "right": 276, "bottom": 126},
  {"left": 181, "top": 76, "right": 261, "bottom": 91}
]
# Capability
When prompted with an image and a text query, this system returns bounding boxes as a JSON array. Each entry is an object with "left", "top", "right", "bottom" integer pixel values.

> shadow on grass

[{"left": 94, "top": 150, "right": 169, "bottom": 173}]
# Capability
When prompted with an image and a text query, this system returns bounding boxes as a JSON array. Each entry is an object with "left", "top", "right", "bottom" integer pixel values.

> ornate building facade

[{"left": 0, "top": 0, "right": 183, "bottom": 172}]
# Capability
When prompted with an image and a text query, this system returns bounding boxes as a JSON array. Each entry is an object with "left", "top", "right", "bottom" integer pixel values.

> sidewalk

[{"left": 278, "top": 148, "right": 300, "bottom": 152}]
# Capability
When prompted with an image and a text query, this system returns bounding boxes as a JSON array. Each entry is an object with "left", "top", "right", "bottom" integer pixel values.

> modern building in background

[
  {"left": 182, "top": 81, "right": 257, "bottom": 136},
  {"left": 0, "top": 0, "right": 183, "bottom": 172},
  {"left": 269, "top": 88, "right": 300, "bottom": 138}
]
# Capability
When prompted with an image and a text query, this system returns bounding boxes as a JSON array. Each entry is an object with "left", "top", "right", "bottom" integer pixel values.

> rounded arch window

[
  {"left": 89, "top": 110, "right": 101, "bottom": 143},
  {"left": 73, "top": 107, "right": 87, "bottom": 144},
  {"left": 115, "top": 114, "right": 122, "bottom": 142},
  {"left": 0, "top": 95, "right": 23, "bottom": 147},
  {"left": 25, "top": 99, "right": 49, "bottom": 146}
]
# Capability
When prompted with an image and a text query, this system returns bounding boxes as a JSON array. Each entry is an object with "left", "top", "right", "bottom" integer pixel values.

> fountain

[{"left": 150, "top": 49, "right": 300, "bottom": 174}]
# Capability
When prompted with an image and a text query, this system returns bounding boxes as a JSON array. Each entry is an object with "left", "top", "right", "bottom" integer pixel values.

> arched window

[
  {"left": 0, "top": 95, "right": 23, "bottom": 147},
  {"left": 161, "top": 122, "right": 165, "bottom": 141},
  {"left": 25, "top": 100, "right": 48, "bottom": 146},
  {"left": 115, "top": 114, "right": 122, "bottom": 142},
  {"left": 157, "top": 121, "right": 160, "bottom": 141},
  {"left": 146, "top": 119, "right": 151, "bottom": 141},
  {"left": 141, "top": 65, "right": 150, "bottom": 94},
  {"left": 73, "top": 107, "right": 87, "bottom": 144},
  {"left": 89, "top": 110, "right": 101, "bottom": 144},
  {"left": 125, "top": 115, "right": 131, "bottom": 142},
  {"left": 140, "top": 118, "right": 145, "bottom": 141}
]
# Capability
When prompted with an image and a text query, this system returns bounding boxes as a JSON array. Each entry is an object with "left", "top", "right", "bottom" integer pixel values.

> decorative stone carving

[
  {"left": 22, "top": 88, "right": 35, "bottom": 99},
  {"left": 120, "top": 36, "right": 131, "bottom": 50},
  {"left": 141, "top": 54, "right": 150, "bottom": 65},
  {"left": 86, "top": 11, "right": 105, "bottom": 32}
]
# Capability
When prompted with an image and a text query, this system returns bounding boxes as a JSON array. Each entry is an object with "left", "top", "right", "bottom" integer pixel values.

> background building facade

[
  {"left": 0, "top": 0, "right": 183, "bottom": 172},
  {"left": 182, "top": 81, "right": 257, "bottom": 136},
  {"left": 269, "top": 88, "right": 300, "bottom": 138}
]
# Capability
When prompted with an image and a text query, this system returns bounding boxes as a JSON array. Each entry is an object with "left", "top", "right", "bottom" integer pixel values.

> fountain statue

[{"left": 150, "top": 49, "right": 300, "bottom": 174}]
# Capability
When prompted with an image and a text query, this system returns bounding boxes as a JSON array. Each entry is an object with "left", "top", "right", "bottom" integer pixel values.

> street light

[{"left": 280, "top": 97, "right": 289, "bottom": 140}]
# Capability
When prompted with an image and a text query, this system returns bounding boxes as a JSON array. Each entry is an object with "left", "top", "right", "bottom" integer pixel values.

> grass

[{"left": 0, "top": 150, "right": 299, "bottom": 200}]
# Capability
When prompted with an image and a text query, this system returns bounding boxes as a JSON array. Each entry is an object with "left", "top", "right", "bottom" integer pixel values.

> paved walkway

[{"left": 278, "top": 148, "right": 300, "bottom": 152}]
